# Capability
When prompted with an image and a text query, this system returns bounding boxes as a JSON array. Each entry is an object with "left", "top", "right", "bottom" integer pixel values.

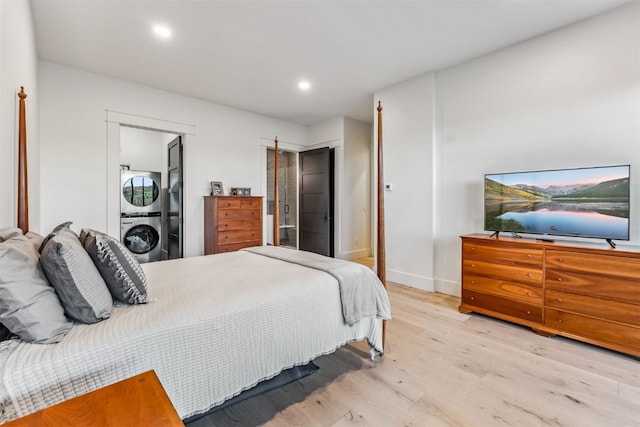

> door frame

[
  {"left": 106, "top": 111, "right": 196, "bottom": 255},
  {"left": 259, "top": 137, "right": 304, "bottom": 246},
  {"left": 259, "top": 136, "right": 342, "bottom": 254}
]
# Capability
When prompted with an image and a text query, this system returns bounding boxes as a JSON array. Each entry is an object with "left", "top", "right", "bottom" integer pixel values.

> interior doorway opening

[
  {"left": 119, "top": 126, "right": 183, "bottom": 261},
  {"left": 266, "top": 148, "right": 298, "bottom": 248}
]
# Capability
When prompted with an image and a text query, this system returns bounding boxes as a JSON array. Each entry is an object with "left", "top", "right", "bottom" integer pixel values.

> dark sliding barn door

[{"left": 298, "top": 147, "right": 334, "bottom": 257}]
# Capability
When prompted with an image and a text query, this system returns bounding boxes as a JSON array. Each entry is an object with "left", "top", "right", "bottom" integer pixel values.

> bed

[{"left": 0, "top": 89, "right": 390, "bottom": 423}]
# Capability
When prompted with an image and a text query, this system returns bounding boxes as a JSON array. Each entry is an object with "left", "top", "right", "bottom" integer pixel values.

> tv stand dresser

[{"left": 459, "top": 234, "right": 640, "bottom": 357}]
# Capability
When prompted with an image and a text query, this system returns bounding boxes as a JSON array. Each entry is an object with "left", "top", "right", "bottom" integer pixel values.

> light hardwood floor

[{"left": 188, "top": 266, "right": 639, "bottom": 427}]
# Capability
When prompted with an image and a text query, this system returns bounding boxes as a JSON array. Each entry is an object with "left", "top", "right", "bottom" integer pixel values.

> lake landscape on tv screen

[{"left": 485, "top": 165, "right": 630, "bottom": 240}]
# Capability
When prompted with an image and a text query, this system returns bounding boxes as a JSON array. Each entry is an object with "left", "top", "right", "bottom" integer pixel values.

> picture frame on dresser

[{"left": 210, "top": 181, "right": 223, "bottom": 196}]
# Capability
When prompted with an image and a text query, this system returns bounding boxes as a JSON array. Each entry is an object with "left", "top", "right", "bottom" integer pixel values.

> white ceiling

[{"left": 30, "top": 0, "right": 630, "bottom": 125}]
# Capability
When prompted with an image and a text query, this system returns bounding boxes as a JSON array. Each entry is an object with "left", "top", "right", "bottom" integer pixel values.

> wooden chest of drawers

[
  {"left": 545, "top": 248, "right": 640, "bottom": 355},
  {"left": 460, "top": 234, "right": 640, "bottom": 357},
  {"left": 204, "top": 196, "right": 263, "bottom": 254},
  {"left": 460, "top": 237, "right": 545, "bottom": 327}
]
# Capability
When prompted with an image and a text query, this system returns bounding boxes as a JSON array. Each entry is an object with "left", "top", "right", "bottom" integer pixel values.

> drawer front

[
  {"left": 463, "top": 259, "right": 542, "bottom": 286},
  {"left": 240, "top": 198, "right": 261, "bottom": 209},
  {"left": 217, "top": 208, "right": 261, "bottom": 220},
  {"left": 463, "top": 274, "right": 543, "bottom": 304},
  {"left": 546, "top": 289, "right": 640, "bottom": 327},
  {"left": 216, "top": 199, "right": 242, "bottom": 209},
  {"left": 218, "top": 229, "right": 261, "bottom": 245},
  {"left": 463, "top": 242, "right": 542, "bottom": 265},
  {"left": 216, "top": 240, "right": 262, "bottom": 253},
  {"left": 546, "top": 250, "right": 640, "bottom": 280},
  {"left": 546, "top": 269, "right": 640, "bottom": 305},
  {"left": 216, "top": 218, "right": 261, "bottom": 232},
  {"left": 545, "top": 308, "right": 640, "bottom": 351},
  {"left": 461, "top": 290, "right": 543, "bottom": 323}
]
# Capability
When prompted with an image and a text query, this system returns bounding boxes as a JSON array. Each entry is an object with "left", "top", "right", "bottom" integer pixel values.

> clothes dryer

[{"left": 121, "top": 170, "right": 162, "bottom": 215}]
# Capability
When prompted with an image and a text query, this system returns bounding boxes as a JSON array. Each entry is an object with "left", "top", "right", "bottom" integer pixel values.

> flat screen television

[{"left": 484, "top": 165, "right": 630, "bottom": 247}]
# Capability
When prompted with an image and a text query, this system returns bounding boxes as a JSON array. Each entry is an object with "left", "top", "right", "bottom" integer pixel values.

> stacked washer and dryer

[{"left": 120, "top": 170, "right": 163, "bottom": 263}]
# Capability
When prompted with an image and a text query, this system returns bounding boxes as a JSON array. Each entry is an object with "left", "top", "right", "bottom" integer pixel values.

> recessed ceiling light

[
  {"left": 153, "top": 24, "right": 172, "bottom": 40},
  {"left": 298, "top": 80, "right": 311, "bottom": 91}
]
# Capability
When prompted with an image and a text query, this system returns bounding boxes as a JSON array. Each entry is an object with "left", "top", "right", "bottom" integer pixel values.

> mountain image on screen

[{"left": 484, "top": 165, "right": 630, "bottom": 241}]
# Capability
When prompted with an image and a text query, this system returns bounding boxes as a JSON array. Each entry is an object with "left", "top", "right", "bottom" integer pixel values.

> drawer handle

[
  {"left": 527, "top": 254, "right": 532, "bottom": 258},
  {"left": 526, "top": 310, "right": 531, "bottom": 315},
  {"left": 471, "top": 247, "right": 475, "bottom": 251},
  {"left": 471, "top": 264, "right": 475, "bottom": 268},
  {"left": 470, "top": 296, "right": 475, "bottom": 301},
  {"left": 557, "top": 319, "right": 562, "bottom": 323},
  {"left": 557, "top": 278, "right": 562, "bottom": 282},
  {"left": 557, "top": 298, "right": 562, "bottom": 303},
  {"left": 526, "top": 292, "right": 532, "bottom": 296},
  {"left": 527, "top": 273, "right": 532, "bottom": 278},
  {"left": 557, "top": 257, "right": 563, "bottom": 262},
  {"left": 470, "top": 280, "right": 475, "bottom": 284}
]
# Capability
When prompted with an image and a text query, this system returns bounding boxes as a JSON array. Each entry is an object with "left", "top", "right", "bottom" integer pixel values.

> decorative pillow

[
  {"left": 0, "top": 235, "right": 73, "bottom": 343},
  {"left": 40, "top": 225, "right": 113, "bottom": 324},
  {"left": 80, "top": 229, "right": 148, "bottom": 304},
  {"left": 39, "top": 221, "right": 73, "bottom": 253}
]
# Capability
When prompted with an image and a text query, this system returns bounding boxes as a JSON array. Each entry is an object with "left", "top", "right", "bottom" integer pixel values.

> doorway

[
  {"left": 266, "top": 148, "right": 298, "bottom": 248},
  {"left": 119, "top": 126, "right": 183, "bottom": 261},
  {"left": 298, "top": 147, "right": 334, "bottom": 257}
]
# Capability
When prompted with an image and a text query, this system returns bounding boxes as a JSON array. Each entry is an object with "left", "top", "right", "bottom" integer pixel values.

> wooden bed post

[
  {"left": 377, "top": 101, "right": 387, "bottom": 346},
  {"left": 17, "top": 87, "right": 29, "bottom": 233},
  {"left": 273, "top": 137, "right": 280, "bottom": 246}
]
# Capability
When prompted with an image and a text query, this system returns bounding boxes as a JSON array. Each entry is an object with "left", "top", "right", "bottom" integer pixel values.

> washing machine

[
  {"left": 121, "top": 170, "right": 162, "bottom": 215},
  {"left": 120, "top": 213, "right": 163, "bottom": 263}
]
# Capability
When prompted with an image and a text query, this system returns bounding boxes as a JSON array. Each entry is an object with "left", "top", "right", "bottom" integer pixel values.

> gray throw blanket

[{"left": 243, "top": 246, "right": 391, "bottom": 325}]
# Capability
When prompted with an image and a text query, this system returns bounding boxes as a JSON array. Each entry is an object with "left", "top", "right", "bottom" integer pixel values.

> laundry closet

[{"left": 119, "top": 126, "right": 183, "bottom": 263}]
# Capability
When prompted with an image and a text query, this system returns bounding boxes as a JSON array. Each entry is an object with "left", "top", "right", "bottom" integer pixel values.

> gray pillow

[
  {"left": 80, "top": 229, "right": 148, "bottom": 304},
  {"left": 0, "top": 235, "right": 73, "bottom": 343},
  {"left": 39, "top": 221, "right": 73, "bottom": 253},
  {"left": 40, "top": 225, "right": 113, "bottom": 324}
]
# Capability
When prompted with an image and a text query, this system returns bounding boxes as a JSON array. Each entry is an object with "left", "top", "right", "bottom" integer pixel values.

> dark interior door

[
  {"left": 299, "top": 147, "right": 334, "bottom": 256},
  {"left": 167, "top": 136, "right": 183, "bottom": 259}
]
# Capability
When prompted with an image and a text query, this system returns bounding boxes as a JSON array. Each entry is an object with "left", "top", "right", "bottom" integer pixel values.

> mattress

[{"left": 0, "top": 249, "right": 390, "bottom": 422}]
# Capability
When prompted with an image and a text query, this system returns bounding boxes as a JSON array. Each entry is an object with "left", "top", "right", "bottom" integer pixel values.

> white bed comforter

[{"left": 0, "top": 249, "right": 390, "bottom": 422}]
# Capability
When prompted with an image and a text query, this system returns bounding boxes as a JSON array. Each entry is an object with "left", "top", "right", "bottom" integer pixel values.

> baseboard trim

[
  {"left": 434, "top": 278, "right": 460, "bottom": 297},
  {"left": 387, "top": 269, "right": 434, "bottom": 292},
  {"left": 339, "top": 248, "right": 371, "bottom": 261}
]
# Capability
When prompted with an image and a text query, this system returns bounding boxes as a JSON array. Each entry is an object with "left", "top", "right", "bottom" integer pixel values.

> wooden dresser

[
  {"left": 204, "top": 196, "right": 263, "bottom": 254},
  {"left": 460, "top": 234, "right": 640, "bottom": 357}
]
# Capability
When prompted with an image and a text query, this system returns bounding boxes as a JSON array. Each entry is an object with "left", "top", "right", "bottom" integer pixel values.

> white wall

[
  {"left": 38, "top": 61, "right": 308, "bottom": 256},
  {"left": 374, "top": 73, "right": 436, "bottom": 291},
  {"left": 120, "top": 126, "right": 167, "bottom": 173},
  {"left": 0, "top": 0, "right": 39, "bottom": 231},
  {"left": 376, "top": 2, "right": 640, "bottom": 296},
  {"left": 342, "top": 118, "right": 372, "bottom": 259},
  {"left": 307, "top": 116, "right": 373, "bottom": 260}
]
